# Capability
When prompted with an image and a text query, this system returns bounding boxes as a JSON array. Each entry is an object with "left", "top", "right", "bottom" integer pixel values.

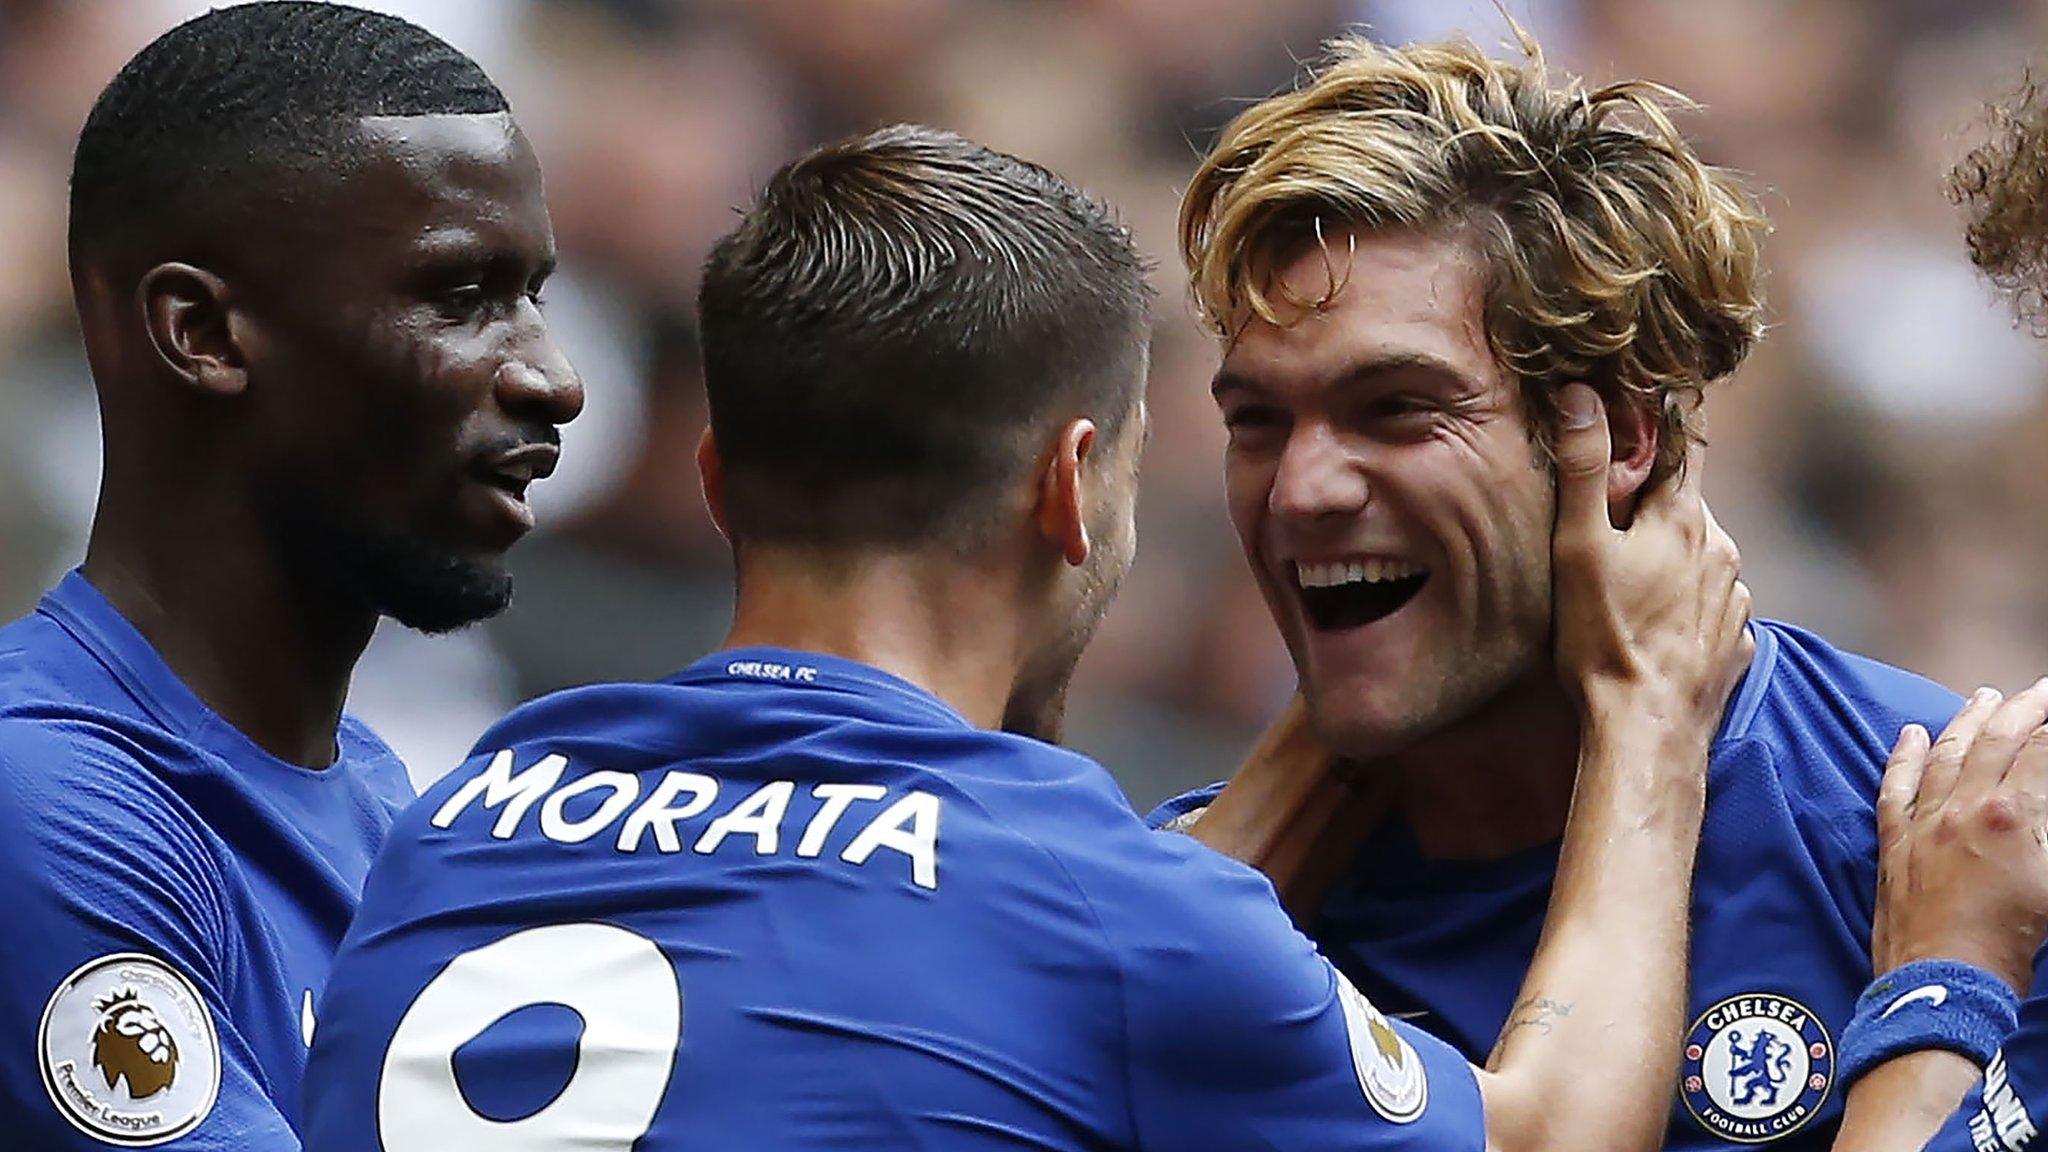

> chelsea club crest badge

[{"left": 1681, "top": 992, "right": 1833, "bottom": 1144}]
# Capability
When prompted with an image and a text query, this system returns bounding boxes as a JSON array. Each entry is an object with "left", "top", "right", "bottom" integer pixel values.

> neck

[
  {"left": 1375, "top": 671, "right": 1583, "bottom": 860},
  {"left": 722, "top": 547, "right": 1031, "bottom": 731},
  {"left": 81, "top": 481, "right": 377, "bottom": 768}
]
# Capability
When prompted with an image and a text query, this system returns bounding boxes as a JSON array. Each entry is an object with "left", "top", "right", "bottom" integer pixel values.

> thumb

[{"left": 1553, "top": 384, "right": 1614, "bottom": 540}]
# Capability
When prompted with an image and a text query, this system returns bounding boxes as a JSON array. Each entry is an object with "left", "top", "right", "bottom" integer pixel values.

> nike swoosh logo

[
  {"left": 1389, "top": 1010, "right": 1432, "bottom": 1022},
  {"left": 301, "top": 989, "right": 317, "bottom": 1047},
  {"left": 1879, "top": 984, "right": 1949, "bottom": 1020}
]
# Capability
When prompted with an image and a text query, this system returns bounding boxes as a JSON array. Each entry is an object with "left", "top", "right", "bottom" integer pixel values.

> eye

[
  {"left": 1222, "top": 404, "right": 1287, "bottom": 446},
  {"left": 1359, "top": 394, "right": 1443, "bottom": 437},
  {"left": 524, "top": 275, "right": 550, "bottom": 309},
  {"left": 1372, "top": 394, "right": 1434, "bottom": 418},
  {"left": 436, "top": 284, "right": 488, "bottom": 320}
]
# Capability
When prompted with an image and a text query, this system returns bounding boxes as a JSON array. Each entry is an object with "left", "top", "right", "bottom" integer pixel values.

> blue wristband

[{"left": 1837, "top": 959, "right": 2020, "bottom": 1089}]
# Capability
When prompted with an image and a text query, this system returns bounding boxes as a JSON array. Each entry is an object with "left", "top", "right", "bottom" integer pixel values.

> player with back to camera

[
  {"left": 0, "top": 3, "right": 580, "bottom": 1147},
  {"left": 305, "top": 123, "right": 1747, "bottom": 1152},
  {"left": 1156, "top": 29, "right": 1966, "bottom": 1151}
]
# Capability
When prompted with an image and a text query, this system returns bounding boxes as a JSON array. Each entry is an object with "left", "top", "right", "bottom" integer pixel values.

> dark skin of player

[{"left": 68, "top": 112, "right": 582, "bottom": 767}]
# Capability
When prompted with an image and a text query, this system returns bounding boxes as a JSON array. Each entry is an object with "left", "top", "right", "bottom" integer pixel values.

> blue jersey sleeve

[
  {"left": 1919, "top": 945, "right": 2048, "bottom": 1152},
  {"left": 0, "top": 721, "right": 299, "bottom": 1149},
  {"left": 1096, "top": 835, "right": 1487, "bottom": 1150}
]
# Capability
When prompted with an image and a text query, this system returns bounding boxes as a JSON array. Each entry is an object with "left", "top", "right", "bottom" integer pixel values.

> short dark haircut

[
  {"left": 698, "top": 124, "right": 1153, "bottom": 551},
  {"left": 70, "top": 1, "right": 506, "bottom": 261}
]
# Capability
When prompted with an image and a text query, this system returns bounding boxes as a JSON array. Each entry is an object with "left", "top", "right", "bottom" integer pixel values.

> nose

[
  {"left": 495, "top": 331, "right": 585, "bottom": 428},
  {"left": 1269, "top": 421, "right": 1368, "bottom": 522}
]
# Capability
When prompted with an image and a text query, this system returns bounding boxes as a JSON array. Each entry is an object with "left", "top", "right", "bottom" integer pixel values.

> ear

[
  {"left": 137, "top": 262, "right": 247, "bottom": 398},
  {"left": 1033, "top": 418, "right": 1096, "bottom": 568},
  {"left": 696, "top": 427, "right": 731, "bottom": 542},
  {"left": 1602, "top": 392, "right": 1660, "bottom": 520}
]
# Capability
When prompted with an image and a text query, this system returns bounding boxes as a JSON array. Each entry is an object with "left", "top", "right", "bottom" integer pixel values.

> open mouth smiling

[{"left": 1292, "top": 557, "right": 1430, "bottom": 630}]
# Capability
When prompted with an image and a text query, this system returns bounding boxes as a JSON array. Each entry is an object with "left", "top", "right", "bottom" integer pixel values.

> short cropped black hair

[
  {"left": 698, "top": 124, "right": 1153, "bottom": 552},
  {"left": 70, "top": 1, "right": 506, "bottom": 260}
]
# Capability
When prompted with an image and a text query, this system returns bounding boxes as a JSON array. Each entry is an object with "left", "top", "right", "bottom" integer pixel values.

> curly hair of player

[
  {"left": 1180, "top": 32, "right": 1769, "bottom": 484},
  {"left": 1951, "top": 77, "right": 2048, "bottom": 330}
]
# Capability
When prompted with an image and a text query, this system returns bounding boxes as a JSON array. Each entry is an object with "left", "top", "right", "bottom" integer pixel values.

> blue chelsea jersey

[
  {"left": 1151, "top": 620, "right": 1961, "bottom": 1151},
  {"left": 0, "top": 572, "right": 415, "bottom": 1148},
  {"left": 305, "top": 648, "right": 1486, "bottom": 1151}
]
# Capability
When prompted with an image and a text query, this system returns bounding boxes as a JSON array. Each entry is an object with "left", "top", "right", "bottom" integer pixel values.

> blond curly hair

[{"left": 1180, "top": 33, "right": 1768, "bottom": 482}]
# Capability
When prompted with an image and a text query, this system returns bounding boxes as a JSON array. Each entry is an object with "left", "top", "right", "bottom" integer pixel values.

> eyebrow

[
  {"left": 412, "top": 241, "right": 557, "bottom": 282},
  {"left": 1211, "top": 349, "right": 1471, "bottom": 400}
]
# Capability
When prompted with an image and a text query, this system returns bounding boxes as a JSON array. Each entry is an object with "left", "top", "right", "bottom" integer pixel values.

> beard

[
  {"left": 1002, "top": 519, "right": 1131, "bottom": 743},
  {"left": 268, "top": 486, "right": 514, "bottom": 634}
]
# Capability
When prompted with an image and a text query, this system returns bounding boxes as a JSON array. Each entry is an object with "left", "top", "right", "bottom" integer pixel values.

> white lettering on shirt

[
  {"left": 841, "top": 792, "right": 941, "bottom": 891},
  {"left": 1973, "top": 1050, "right": 2040, "bottom": 1152},
  {"left": 539, "top": 771, "right": 642, "bottom": 844},
  {"left": 453, "top": 751, "right": 944, "bottom": 890},
  {"left": 725, "top": 661, "right": 818, "bottom": 683},
  {"left": 431, "top": 750, "right": 569, "bottom": 838},
  {"left": 695, "top": 781, "right": 796, "bottom": 856},
  {"left": 616, "top": 772, "right": 719, "bottom": 853}
]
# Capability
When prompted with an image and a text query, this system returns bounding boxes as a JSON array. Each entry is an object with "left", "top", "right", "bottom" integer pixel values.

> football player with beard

[{"left": 0, "top": 5, "right": 580, "bottom": 1147}]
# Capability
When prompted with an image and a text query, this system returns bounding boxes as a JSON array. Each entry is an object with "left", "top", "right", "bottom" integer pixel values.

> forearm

[
  {"left": 1189, "top": 699, "right": 1384, "bottom": 920},
  {"left": 1828, "top": 1051, "right": 1982, "bottom": 1152},
  {"left": 1478, "top": 705, "right": 1709, "bottom": 1152}
]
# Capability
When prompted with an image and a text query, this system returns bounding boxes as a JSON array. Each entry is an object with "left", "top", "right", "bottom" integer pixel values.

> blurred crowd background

[{"left": 0, "top": 0, "right": 2043, "bottom": 809}]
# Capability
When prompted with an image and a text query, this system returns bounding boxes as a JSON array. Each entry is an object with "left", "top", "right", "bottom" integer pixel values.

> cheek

[
  {"left": 367, "top": 335, "right": 504, "bottom": 460},
  {"left": 1410, "top": 428, "right": 1550, "bottom": 564},
  {"left": 1453, "top": 467, "right": 1555, "bottom": 628},
  {"left": 1221, "top": 452, "right": 1273, "bottom": 561}
]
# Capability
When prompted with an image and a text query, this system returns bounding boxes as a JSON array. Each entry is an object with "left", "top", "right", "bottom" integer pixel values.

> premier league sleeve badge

[
  {"left": 38, "top": 953, "right": 222, "bottom": 1146},
  {"left": 1680, "top": 992, "right": 1834, "bottom": 1144}
]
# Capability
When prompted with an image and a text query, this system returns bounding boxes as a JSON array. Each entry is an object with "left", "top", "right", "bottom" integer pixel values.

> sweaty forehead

[{"left": 1217, "top": 225, "right": 1498, "bottom": 395}]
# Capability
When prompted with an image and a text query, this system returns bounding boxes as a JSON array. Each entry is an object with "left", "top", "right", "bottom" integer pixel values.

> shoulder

[
  {"left": 0, "top": 601, "right": 129, "bottom": 719},
  {"left": 995, "top": 763, "right": 1300, "bottom": 977},
  {"left": 1702, "top": 622, "right": 1959, "bottom": 895},
  {"left": 0, "top": 712, "right": 220, "bottom": 855},
  {"left": 0, "top": 717, "right": 230, "bottom": 973},
  {"left": 1728, "top": 621, "right": 1961, "bottom": 749},
  {"left": 467, "top": 678, "right": 715, "bottom": 759},
  {"left": 1719, "top": 621, "right": 1961, "bottom": 793},
  {"left": 0, "top": 601, "right": 70, "bottom": 692},
  {"left": 0, "top": 713, "right": 205, "bottom": 843}
]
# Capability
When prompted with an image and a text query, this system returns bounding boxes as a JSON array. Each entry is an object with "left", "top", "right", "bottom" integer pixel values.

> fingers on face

[{"left": 1552, "top": 383, "right": 1613, "bottom": 547}]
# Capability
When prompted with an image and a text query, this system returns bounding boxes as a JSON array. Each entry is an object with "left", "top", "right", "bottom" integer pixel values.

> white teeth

[{"left": 1294, "top": 558, "right": 1424, "bottom": 589}]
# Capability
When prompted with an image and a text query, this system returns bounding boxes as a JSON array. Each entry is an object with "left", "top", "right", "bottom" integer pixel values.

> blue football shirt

[
  {"left": 1150, "top": 620, "right": 1961, "bottom": 1151},
  {"left": 305, "top": 648, "right": 1486, "bottom": 1151},
  {"left": 0, "top": 572, "right": 414, "bottom": 1148}
]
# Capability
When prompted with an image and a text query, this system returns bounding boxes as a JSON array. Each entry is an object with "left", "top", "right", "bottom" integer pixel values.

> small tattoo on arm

[{"left": 1489, "top": 996, "right": 1575, "bottom": 1064}]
